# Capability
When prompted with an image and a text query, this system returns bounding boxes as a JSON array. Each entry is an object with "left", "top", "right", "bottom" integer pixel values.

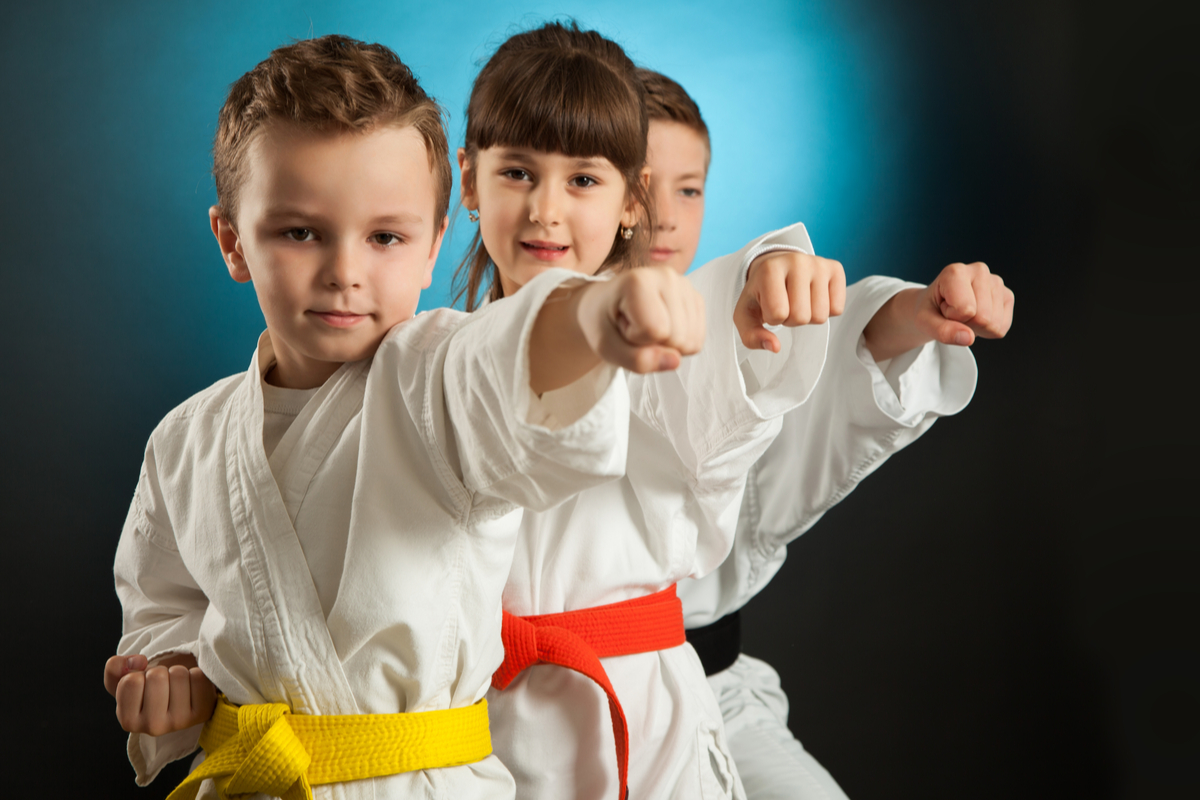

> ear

[
  {"left": 422, "top": 215, "right": 449, "bottom": 290},
  {"left": 620, "top": 166, "right": 651, "bottom": 228},
  {"left": 210, "top": 206, "right": 251, "bottom": 283},
  {"left": 457, "top": 148, "right": 478, "bottom": 211}
]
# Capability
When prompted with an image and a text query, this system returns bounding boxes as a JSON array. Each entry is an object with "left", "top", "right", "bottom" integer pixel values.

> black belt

[{"left": 684, "top": 610, "right": 741, "bottom": 676}]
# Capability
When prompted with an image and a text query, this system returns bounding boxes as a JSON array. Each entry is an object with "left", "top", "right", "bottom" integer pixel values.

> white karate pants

[{"left": 708, "top": 654, "right": 850, "bottom": 800}]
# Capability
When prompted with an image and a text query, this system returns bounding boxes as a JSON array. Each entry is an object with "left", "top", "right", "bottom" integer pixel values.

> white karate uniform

[
  {"left": 113, "top": 270, "right": 629, "bottom": 800},
  {"left": 489, "top": 225, "right": 830, "bottom": 800},
  {"left": 679, "top": 275, "right": 979, "bottom": 800}
]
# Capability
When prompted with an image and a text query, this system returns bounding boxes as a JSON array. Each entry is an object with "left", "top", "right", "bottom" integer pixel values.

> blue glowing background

[{"left": 2, "top": 0, "right": 919, "bottom": 406}]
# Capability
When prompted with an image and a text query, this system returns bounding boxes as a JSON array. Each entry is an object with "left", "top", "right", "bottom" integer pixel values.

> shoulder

[
  {"left": 148, "top": 371, "right": 245, "bottom": 449},
  {"left": 133, "top": 370, "right": 247, "bottom": 517},
  {"left": 375, "top": 308, "right": 472, "bottom": 362}
]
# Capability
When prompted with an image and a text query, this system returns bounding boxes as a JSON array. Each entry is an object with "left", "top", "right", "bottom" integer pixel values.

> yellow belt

[{"left": 167, "top": 695, "right": 492, "bottom": 800}]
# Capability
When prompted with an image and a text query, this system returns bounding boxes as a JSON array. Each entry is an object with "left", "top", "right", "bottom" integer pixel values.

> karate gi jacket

[
  {"left": 678, "top": 274, "right": 978, "bottom": 800},
  {"left": 678, "top": 274, "right": 978, "bottom": 627},
  {"left": 113, "top": 270, "right": 630, "bottom": 800},
  {"left": 489, "top": 225, "right": 829, "bottom": 800}
]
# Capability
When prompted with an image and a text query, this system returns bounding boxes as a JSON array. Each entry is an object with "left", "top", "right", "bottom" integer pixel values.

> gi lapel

[{"left": 223, "top": 333, "right": 363, "bottom": 718}]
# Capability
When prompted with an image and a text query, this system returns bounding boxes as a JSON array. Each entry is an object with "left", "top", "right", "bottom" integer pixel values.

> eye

[
  {"left": 283, "top": 227, "right": 316, "bottom": 242},
  {"left": 680, "top": 187, "right": 702, "bottom": 198},
  {"left": 569, "top": 175, "right": 599, "bottom": 188},
  {"left": 501, "top": 168, "right": 532, "bottom": 182},
  {"left": 370, "top": 232, "right": 404, "bottom": 247}
]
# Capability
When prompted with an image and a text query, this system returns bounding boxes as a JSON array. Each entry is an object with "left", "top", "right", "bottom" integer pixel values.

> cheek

[
  {"left": 478, "top": 202, "right": 520, "bottom": 253},
  {"left": 589, "top": 196, "right": 626, "bottom": 240},
  {"left": 682, "top": 205, "right": 704, "bottom": 249}
]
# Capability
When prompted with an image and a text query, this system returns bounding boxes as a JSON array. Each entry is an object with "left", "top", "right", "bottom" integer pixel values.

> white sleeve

[
  {"left": 628, "top": 225, "right": 831, "bottom": 576},
  {"left": 632, "top": 224, "right": 829, "bottom": 474},
  {"left": 682, "top": 275, "right": 979, "bottom": 623},
  {"left": 112, "top": 447, "right": 208, "bottom": 785},
  {"left": 436, "top": 268, "right": 629, "bottom": 513}
]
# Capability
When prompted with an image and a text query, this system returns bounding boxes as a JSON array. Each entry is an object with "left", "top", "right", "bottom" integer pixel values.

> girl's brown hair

[
  {"left": 213, "top": 35, "right": 452, "bottom": 230},
  {"left": 454, "top": 21, "right": 653, "bottom": 311}
]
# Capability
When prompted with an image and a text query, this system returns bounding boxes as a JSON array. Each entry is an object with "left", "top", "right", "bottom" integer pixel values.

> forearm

[
  {"left": 862, "top": 287, "right": 932, "bottom": 361},
  {"left": 528, "top": 282, "right": 603, "bottom": 395}
]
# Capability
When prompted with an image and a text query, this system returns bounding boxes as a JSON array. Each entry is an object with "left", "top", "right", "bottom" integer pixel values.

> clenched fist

[
  {"left": 103, "top": 653, "right": 216, "bottom": 736},
  {"left": 734, "top": 251, "right": 846, "bottom": 352},
  {"left": 864, "top": 261, "right": 1014, "bottom": 362}
]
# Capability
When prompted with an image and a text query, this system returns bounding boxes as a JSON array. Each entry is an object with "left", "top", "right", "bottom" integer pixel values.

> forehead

[
  {"left": 647, "top": 120, "right": 709, "bottom": 176},
  {"left": 240, "top": 122, "right": 436, "bottom": 222}
]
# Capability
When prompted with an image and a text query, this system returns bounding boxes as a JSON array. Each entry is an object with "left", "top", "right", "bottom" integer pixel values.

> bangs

[{"left": 467, "top": 51, "right": 646, "bottom": 172}]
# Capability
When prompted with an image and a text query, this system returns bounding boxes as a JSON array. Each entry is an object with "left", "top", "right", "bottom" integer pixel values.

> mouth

[
  {"left": 309, "top": 310, "right": 370, "bottom": 328},
  {"left": 521, "top": 240, "right": 570, "bottom": 261},
  {"left": 648, "top": 247, "right": 677, "bottom": 262}
]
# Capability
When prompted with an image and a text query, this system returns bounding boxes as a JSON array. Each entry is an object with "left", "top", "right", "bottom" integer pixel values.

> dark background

[{"left": 2, "top": 0, "right": 1196, "bottom": 797}]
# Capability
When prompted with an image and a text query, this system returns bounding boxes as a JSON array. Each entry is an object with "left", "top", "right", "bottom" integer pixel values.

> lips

[
  {"left": 521, "top": 240, "right": 570, "bottom": 261},
  {"left": 310, "top": 310, "right": 369, "bottom": 328},
  {"left": 649, "top": 247, "right": 676, "bottom": 262}
]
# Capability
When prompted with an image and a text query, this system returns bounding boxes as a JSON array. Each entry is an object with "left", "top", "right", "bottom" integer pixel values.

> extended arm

[
  {"left": 862, "top": 261, "right": 1013, "bottom": 361},
  {"left": 529, "top": 267, "right": 705, "bottom": 394}
]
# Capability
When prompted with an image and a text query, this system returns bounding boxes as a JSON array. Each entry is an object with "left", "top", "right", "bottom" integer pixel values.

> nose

[
  {"left": 653, "top": 180, "right": 676, "bottom": 231},
  {"left": 529, "top": 182, "right": 563, "bottom": 228},
  {"left": 322, "top": 240, "right": 364, "bottom": 291}
]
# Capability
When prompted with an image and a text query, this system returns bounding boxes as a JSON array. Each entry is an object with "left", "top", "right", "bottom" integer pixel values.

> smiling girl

[{"left": 454, "top": 21, "right": 842, "bottom": 800}]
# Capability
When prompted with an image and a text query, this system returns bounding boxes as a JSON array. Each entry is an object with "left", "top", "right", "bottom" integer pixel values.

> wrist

[
  {"left": 530, "top": 282, "right": 601, "bottom": 395},
  {"left": 863, "top": 288, "right": 932, "bottom": 362}
]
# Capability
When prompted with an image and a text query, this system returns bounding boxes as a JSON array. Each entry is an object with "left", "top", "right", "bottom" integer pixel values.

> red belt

[{"left": 492, "top": 584, "right": 686, "bottom": 800}]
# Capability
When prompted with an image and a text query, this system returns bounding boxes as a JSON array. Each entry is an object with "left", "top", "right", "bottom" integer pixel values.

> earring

[
  {"left": 620, "top": 225, "right": 634, "bottom": 240},
  {"left": 467, "top": 209, "right": 480, "bottom": 222}
]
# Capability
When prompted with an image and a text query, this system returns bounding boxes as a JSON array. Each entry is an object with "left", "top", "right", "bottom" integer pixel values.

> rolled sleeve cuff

[{"left": 847, "top": 277, "right": 978, "bottom": 426}]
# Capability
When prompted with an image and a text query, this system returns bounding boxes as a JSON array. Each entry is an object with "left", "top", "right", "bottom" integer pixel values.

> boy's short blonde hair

[{"left": 213, "top": 35, "right": 451, "bottom": 229}]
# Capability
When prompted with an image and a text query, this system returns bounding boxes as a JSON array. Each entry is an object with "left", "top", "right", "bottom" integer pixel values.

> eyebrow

[
  {"left": 496, "top": 149, "right": 613, "bottom": 171},
  {"left": 677, "top": 172, "right": 707, "bottom": 182},
  {"left": 368, "top": 213, "right": 424, "bottom": 226},
  {"left": 571, "top": 158, "right": 608, "bottom": 170},
  {"left": 261, "top": 209, "right": 424, "bottom": 225}
]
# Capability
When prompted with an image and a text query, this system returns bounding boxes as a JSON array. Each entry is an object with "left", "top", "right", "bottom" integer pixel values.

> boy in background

[{"left": 639, "top": 68, "right": 1012, "bottom": 800}]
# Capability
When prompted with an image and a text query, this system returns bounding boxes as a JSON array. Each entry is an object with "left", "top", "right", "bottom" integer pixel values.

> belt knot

[
  {"left": 219, "top": 702, "right": 312, "bottom": 798},
  {"left": 171, "top": 698, "right": 314, "bottom": 800}
]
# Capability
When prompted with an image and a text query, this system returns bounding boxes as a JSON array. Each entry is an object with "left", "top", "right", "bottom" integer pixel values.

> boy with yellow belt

[{"left": 101, "top": 37, "right": 707, "bottom": 800}]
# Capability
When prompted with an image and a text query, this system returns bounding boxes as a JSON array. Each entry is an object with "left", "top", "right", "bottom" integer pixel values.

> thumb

[
  {"left": 104, "top": 654, "right": 148, "bottom": 696},
  {"left": 746, "top": 327, "right": 781, "bottom": 353},
  {"left": 935, "top": 318, "right": 975, "bottom": 347}
]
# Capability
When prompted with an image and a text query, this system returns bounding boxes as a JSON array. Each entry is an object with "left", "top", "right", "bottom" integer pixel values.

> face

[
  {"left": 212, "top": 123, "right": 447, "bottom": 389},
  {"left": 459, "top": 147, "right": 640, "bottom": 296},
  {"left": 646, "top": 120, "right": 708, "bottom": 274}
]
